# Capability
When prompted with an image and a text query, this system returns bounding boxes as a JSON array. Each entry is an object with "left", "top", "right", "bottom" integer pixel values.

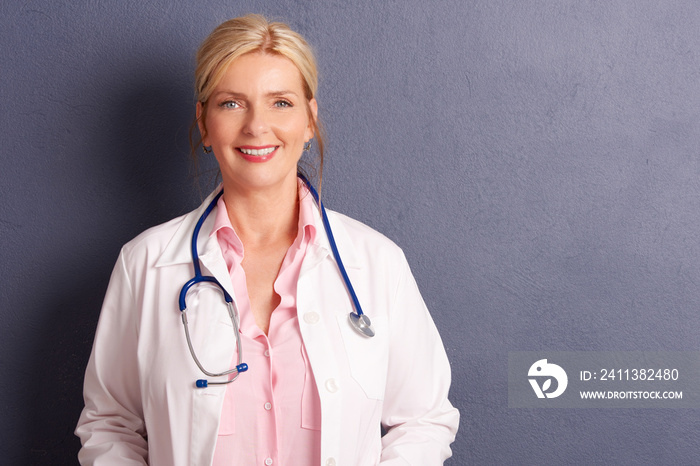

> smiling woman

[
  {"left": 199, "top": 53, "right": 317, "bottom": 198},
  {"left": 75, "top": 14, "right": 459, "bottom": 466}
]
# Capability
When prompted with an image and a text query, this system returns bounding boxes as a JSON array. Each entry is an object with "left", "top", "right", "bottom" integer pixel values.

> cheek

[
  {"left": 281, "top": 117, "right": 312, "bottom": 142},
  {"left": 205, "top": 117, "right": 234, "bottom": 144}
]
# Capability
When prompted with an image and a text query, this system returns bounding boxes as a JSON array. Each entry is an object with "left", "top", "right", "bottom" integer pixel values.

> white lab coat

[{"left": 76, "top": 187, "right": 459, "bottom": 465}]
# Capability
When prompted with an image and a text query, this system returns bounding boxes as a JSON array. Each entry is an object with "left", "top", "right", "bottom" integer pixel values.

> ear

[
  {"left": 305, "top": 98, "right": 318, "bottom": 141},
  {"left": 196, "top": 101, "right": 209, "bottom": 146}
]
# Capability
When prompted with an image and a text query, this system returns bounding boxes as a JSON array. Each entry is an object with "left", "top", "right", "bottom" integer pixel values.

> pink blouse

[{"left": 210, "top": 185, "right": 322, "bottom": 466}]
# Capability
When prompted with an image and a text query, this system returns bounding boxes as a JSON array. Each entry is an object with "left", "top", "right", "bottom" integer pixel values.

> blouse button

[
  {"left": 325, "top": 378, "right": 339, "bottom": 393},
  {"left": 325, "top": 458, "right": 336, "bottom": 466},
  {"left": 265, "top": 458, "right": 273, "bottom": 466},
  {"left": 264, "top": 349, "right": 270, "bottom": 357},
  {"left": 303, "top": 312, "right": 320, "bottom": 324},
  {"left": 264, "top": 402, "right": 272, "bottom": 411}
]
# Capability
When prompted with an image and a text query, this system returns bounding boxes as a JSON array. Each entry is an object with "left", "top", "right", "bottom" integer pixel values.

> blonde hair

[{"left": 190, "top": 14, "right": 324, "bottom": 181}]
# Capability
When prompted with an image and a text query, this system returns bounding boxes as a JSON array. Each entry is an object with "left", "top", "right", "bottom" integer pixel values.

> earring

[
  {"left": 202, "top": 145, "right": 212, "bottom": 154},
  {"left": 303, "top": 141, "right": 312, "bottom": 152}
]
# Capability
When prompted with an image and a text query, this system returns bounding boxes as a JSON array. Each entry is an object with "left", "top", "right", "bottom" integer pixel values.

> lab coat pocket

[
  {"left": 191, "top": 386, "right": 227, "bottom": 465},
  {"left": 336, "top": 314, "right": 389, "bottom": 400},
  {"left": 218, "top": 387, "right": 235, "bottom": 435},
  {"left": 301, "top": 344, "right": 322, "bottom": 430}
]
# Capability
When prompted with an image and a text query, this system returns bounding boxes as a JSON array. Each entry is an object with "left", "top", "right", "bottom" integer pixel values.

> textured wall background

[{"left": 2, "top": 0, "right": 699, "bottom": 464}]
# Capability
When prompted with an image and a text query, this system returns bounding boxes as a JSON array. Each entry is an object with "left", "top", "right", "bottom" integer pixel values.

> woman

[{"left": 76, "top": 14, "right": 459, "bottom": 465}]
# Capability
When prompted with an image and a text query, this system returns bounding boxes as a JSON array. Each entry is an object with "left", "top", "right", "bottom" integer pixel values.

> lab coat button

[
  {"left": 325, "top": 378, "right": 339, "bottom": 393},
  {"left": 303, "top": 312, "right": 320, "bottom": 324},
  {"left": 325, "top": 458, "right": 336, "bottom": 466}
]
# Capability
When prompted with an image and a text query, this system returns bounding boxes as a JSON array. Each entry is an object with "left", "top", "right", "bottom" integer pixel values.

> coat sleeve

[
  {"left": 379, "top": 253, "right": 460, "bottom": 464},
  {"left": 75, "top": 249, "right": 149, "bottom": 465}
]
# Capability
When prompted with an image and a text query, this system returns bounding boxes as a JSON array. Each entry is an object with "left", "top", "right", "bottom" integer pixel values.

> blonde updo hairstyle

[{"left": 190, "top": 14, "right": 324, "bottom": 181}]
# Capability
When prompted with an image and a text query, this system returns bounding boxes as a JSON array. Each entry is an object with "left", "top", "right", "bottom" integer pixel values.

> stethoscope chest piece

[{"left": 349, "top": 312, "right": 375, "bottom": 338}]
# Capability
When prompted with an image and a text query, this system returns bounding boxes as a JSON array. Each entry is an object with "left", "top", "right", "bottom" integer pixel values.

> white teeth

[{"left": 240, "top": 147, "right": 276, "bottom": 156}]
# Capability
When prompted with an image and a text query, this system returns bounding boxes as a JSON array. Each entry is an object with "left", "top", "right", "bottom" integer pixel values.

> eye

[
  {"left": 218, "top": 100, "right": 240, "bottom": 109},
  {"left": 274, "top": 99, "right": 293, "bottom": 108}
]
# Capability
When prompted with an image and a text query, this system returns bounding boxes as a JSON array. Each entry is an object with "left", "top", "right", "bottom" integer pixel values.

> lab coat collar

[
  {"left": 153, "top": 184, "right": 361, "bottom": 271},
  {"left": 304, "top": 197, "right": 361, "bottom": 272},
  {"left": 155, "top": 185, "right": 224, "bottom": 268}
]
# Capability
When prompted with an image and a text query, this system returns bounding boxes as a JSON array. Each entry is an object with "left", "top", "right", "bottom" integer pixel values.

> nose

[{"left": 242, "top": 105, "right": 269, "bottom": 136}]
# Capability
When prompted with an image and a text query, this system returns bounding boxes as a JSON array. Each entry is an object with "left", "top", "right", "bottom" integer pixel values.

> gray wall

[{"left": 2, "top": 0, "right": 699, "bottom": 464}]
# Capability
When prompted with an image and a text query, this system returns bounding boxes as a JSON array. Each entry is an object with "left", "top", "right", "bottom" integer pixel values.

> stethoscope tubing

[
  {"left": 179, "top": 190, "right": 231, "bottom": 312},
  {"left": 299, "top": 174, "right": 367, "bottom": 321},
  {"left": 179, "top": 189, "right": 247, "bottom": 387}
]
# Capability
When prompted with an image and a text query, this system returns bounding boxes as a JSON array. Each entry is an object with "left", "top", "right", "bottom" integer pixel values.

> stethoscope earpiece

[{"left": 195, "top": 363, "right": 248, "bottom": 388}]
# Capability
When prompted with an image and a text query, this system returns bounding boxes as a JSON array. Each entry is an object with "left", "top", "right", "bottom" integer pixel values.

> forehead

[{"left": 215, "top": 53, "right": 305, "bottom": 94}]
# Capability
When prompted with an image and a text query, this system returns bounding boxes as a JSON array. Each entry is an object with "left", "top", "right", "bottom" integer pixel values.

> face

[{"left": 198, "top": 53, "right": 317, "bottom": 194}]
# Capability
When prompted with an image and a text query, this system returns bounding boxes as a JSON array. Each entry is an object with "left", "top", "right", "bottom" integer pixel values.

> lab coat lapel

[
  {"left": 190, "top": 246, "right": 237, "bottom": 465},
  {"left": 187, "top": 234, "right": 236, "bottom": 466},
  {"left": 154, "top": 186, "right": 236, "bottom": 466},
  {"left": 297, "top": 207, "right": 361, "bottom": 462},
  {"left": 297, "top": 242, "right": 344, "bottom": 463}
]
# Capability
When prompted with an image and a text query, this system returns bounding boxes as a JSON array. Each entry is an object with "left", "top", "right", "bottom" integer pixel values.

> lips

[
  {"left": 238, "top": 146, "right": 277, "bottom": 156},
  {"left": 236, "top": 145, "right": 278, "bottom": 163}
]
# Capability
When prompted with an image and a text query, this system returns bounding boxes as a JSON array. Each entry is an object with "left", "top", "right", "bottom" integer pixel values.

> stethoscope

[{"left": 179, "top": 174, "right": 374, "bottom": 388}]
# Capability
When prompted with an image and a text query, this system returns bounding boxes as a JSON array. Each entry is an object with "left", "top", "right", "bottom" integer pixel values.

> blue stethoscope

[{"left": 179, "top": 174, "right": 374, "bottom": 388}]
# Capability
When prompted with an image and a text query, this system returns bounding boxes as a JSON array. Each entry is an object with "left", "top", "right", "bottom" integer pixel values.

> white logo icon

[{"left": 528, "top": 359, "right": 568, "bottom": 399}]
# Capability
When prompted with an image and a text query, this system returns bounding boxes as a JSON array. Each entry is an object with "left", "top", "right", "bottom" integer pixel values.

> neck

[{"left": 221, "top": 176, "right": 299, "bottom": 248}]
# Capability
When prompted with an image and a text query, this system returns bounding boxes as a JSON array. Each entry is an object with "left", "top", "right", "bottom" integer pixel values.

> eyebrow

[{"left": 211, "top": 90, "right": 300, "bottom": 99}]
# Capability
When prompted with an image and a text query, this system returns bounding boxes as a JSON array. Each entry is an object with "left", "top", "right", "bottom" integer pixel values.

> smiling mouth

[{"left": 238, "top": 147, "right": 277, "bottom": 156}]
